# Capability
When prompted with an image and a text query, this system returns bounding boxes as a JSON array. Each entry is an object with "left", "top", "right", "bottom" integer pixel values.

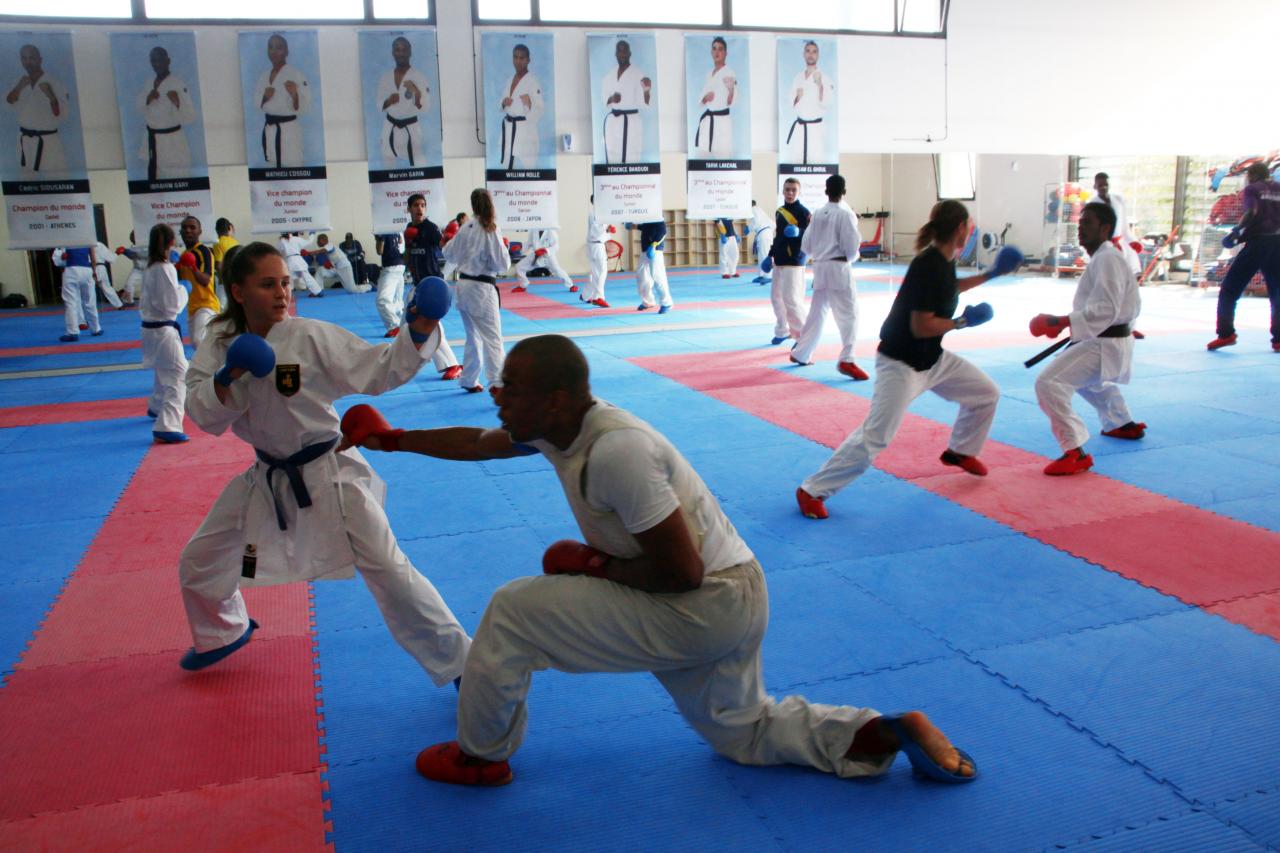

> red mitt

[
  {"left": 340, "top": 404, "right": 404, "bottom": 451},
  {"left": 1029, "top": 314, "right": 1068, "bottom": 339},
  {"left": 542, "top": 540, "right": 608, "bottom": 578},
  {"left": 404, "top": 226, "right": 419, "bottom": 242},
  {"left": 178, "top": 251, "right": 198, "bottom": 269}
]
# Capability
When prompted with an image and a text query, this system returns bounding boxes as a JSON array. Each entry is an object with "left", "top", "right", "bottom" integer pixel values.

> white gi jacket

[
  {"left": 135, "top": 73, "right": 195, "bottom": 177},
  {"left": 1068, "top": 240, "right": 1140, "bottom": 384}
]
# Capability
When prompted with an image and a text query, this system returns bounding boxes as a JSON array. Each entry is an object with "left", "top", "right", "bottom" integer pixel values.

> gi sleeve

[
  {"left": 185, "top": 327, "right": 250, "bottom": 434},
  {"left": 316, "top": 322, "right": 438, "bottom": 398}
]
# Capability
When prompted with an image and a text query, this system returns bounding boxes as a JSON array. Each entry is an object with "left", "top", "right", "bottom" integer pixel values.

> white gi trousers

[
  {"left": 190, "top": 307, "right": 216, "bottom": 347},
  {"left": 95, "top": 269, "right": 123, "bottom": 308},
  {"left": 376, "top": 264, "right": 406, "bottom": 331},
  {"left": 287, "top": 258, "right": 322, "bottom": 296},
  {"left": 1035, "top": 339, "right": 1135, "bottom": 451},
  {"left": 141, "top": 325, "right": 187, "bottom": 434},
  {"left": 321, "top": 262, "right": 370, "bottom": 294},
  {"left": 61, "top": 267, "right": 98, "bottom": 335},
  {"left": 585, "top": 242, "right": 608, "bottom": 302},
  {"left": 123, "top": 268, "right": 143, "bottom": 303},
  {"left": 802, "top": 351, "right": 999, "bottom": 499},
  {"left": 771, "top": 265, "right": 808, "bottom": 340},
  {"left": 179, "top": 450, "right": 470, "bottom": 686},
  {"left": 636, "top": 251, "right": 672, "bottom": 308},
  {"left": 515, "top": 250, "right": 574, "bottom": 290},
  {"left": 456, "top": 560, "right": 889, "bottom": 777},
  {"left": 791, "top": 261, "right": 857, "bottom": 365},
  {"left": 719, "top": 236, "right": 740, "bottom": 276},
  {"left": 754, "top": 228, "right": 774, "bottom": 274},
  {"left": 456, "top": 279, "right": 505, "bottom": 389}
]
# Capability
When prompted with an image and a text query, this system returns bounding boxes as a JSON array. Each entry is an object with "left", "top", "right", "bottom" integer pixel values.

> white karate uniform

[
  {"left": 458, "top": 401, "right": 889, "bottom": 779},
  {"left": 375, "top": 237, "right": 406, "bottom": 331},
  {"left": 791, "top": 201, "right": 862, "bottom": 365},
  {"left": 1035, "top": 241, "right": 1140, "bottom": 451},
  {"left": 1096, "top": 192, "right": 1143, "bottom": 277},
  {"left": 498, "top": 71, "right": 543, "bottom": 169},
  {"left": 312, "top": 242, "right": 369, "bottom": 294},
  {"left": 92, "top": 242, "right": 123, "bottom": 308},
  {"left": 718, "top": 225, "right": 740, "bottom": 277},
  {"left": 180, "top": 316, "right": 470, "bottom": 685},
  {"left": 140, "top": 261, "right": 189, "bottom": 435},
  {"left": 750, "top": 206, "right": 775, "bottom": 277},
  {"left": 772, "top": 264, "right": 808, "bottom": 341},
  {"left": 636, "top": 243, "right": 672, "bottom": 309},
  {"left": 600, "top": 64, "right": 650, "bottom": 164},
  {"left": 253, "top": 63, "right": 310, "bottom": 168},
  {"left": 584, "top": 210, "right": 608, "bottom": 302},
  {"left": 377, "top": 66, "right": 430, "bottom": 167},
  {"left": 443, "top": 220, "right": 508, "bottom": 389},
  {"left": 122, "top": 246, "right": 147, "bottom": 303},
  {"left": 514, "top": 229, "right": 574, "bottom": 290},
  {"left": 784, "top": 66, "right": 834, "bottom": 165},
  {"left": 10, "top": 72, "right": 69, "bottom": 178},
  {"left": 279, "top": 235, "right": 322, "bottom": 295},
  {"left": 136, "top": 73, "right": 195, "bottom": 179},
  {"left": 52, "top": 249, "right": 99, "bottom": 336},
  {"left": 694, "top": 64, "right": 736, "bottom": 157}
]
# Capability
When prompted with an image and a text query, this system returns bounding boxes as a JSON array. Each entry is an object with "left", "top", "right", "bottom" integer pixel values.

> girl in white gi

[
  {"left": 513, "top": 228, "right": 575, "bottom": 293},
  {"left": 139, "top": 223, "right": 189, "bottom": 444},
  {"left": 340, "top": 335, "right": 977, "bottom": 787},
  {"left": 6, "top": 44, "right": 70, "bottom": 178},
  {"left": 253, "top": 35, "right": 310, "bottom": 169},
  {"left": 278, "top": 232, "right": 322, "bottom": 297},
  {"left": 444, "top": 189, "right": 509, "bottom": 393},
  {"left": 497, "top": 44, "right": 543, "bottom": 170},
  {"left": 784, "top": 41, "right": 834, "bottom": 165},
  {"left": 136, "top": 46, "right": 194, "bottom": 181},
  {"left": 177, "top": 241, "right": 471, "bottom": 681},
  {"left": 693, "top": 37, "right": 736, "bottom": 158},
  {"left": 583, "top": 198, "right": 610, "bottom": 307},
  {"left": 796, "top": 201, "right": 1020, "bottom": 520},
  {"left": 1032, "top": 202, "right": 1144, "bottom": 476},
  {"left": 600, "top": 39, "right": 650, "bottom": 164}
]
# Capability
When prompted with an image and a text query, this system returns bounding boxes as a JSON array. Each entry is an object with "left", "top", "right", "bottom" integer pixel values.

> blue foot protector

[
  {"left": 658, "top": 305, "right": 671, "bottom": 314},
  {"left": 882, "top": 714, "right": 978, "bottom": 783},
  {"left": 180, "top": 619, "right": 260, "bottom": 671},
  {"left": 59, "top": 334, "right": 79, "bottom": 342},
  {"left": 771, "top": 336, "right": 788, "bottom": 346},
  {"left": 453, "top": 676, "right": 462, "bottom": 691},
  {"left": 152, "top": 431, "right": 190, "bottom": 443},
  {"left": 146, "top": 409, "right": 158, "bottom": 418}
]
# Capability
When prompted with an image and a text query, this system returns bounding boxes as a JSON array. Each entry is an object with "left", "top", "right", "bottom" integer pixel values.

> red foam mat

[
  {"left": 0, "top": 636, "right": 321, "bottom": 822},
  {"left": 0, "top": 771, "right": 329, "bottom": 853},
  {"left": 0, "top": 397, "right": 149, "bottom": 428},
  {"left": 0, "top": 340, "right": 150, "bottom": 359},
  {"left": 1208, "top": 591, "right": 1280, "bottom": 642}
]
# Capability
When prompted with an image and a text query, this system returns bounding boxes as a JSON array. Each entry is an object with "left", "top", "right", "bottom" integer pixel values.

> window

[
  {"left": 732, "top": 0, "right": 895, "bottom": 33},
  {"left": 372, "top": 0, "right": 430, "bottom": 18},
  {"left": 0, "top": 0, "right": 131, "bottom": 16},
  {"left": 934, "top": 153, "right": 976, "bottom": 200},
  {"left": 540, "top": 0, "right": 719, "bottom": 25},
  {"left": 898, "top": 0, "right": 943, "bottom": 33},
  {"left": 476, "top": 0, "right": 531, "bottom": 20},
  {"left": 145, "top": 0, "right": 363, "bottom": 17}
]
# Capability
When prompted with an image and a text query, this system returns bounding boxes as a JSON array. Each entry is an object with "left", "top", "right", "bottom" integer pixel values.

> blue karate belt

[
  {"left": 141, "top": 319, "right": 182, "bottom": 335},
  {"left": 254, "top": 437, "right": 338, "bottom": 531}
]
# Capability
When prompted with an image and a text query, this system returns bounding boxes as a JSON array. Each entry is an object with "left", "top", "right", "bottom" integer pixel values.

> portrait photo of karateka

[
  {"left": 685, "top": 34, "right": 750, "bottom": 161},
  {"left": 376, "top": 36, "right": 432, "bottom": 168},
  {"left": 599, "top": 38, "right": 651, "bottom": 165},
  {"left": 782, "top": 38, "right": 836, "bottom": 166},
  {"left": 135, "top": 46, "right": 196, "bottom": 181},
  {"left": 250, "top": 33, "right": 312, "bottom": 168},
  {"left": 482, "top": 33, "right": 555, "bottom": 172},
  {"left": 4, "top": 41, "right": 73, "bottom": 179}
]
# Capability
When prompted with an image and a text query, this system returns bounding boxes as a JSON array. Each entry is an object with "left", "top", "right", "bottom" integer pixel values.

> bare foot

[{"left": 891, "top": 711, "right": 974, "bottom": 777}]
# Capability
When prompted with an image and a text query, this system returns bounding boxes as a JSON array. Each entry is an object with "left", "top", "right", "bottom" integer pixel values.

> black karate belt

[
  {"left": 501, "top": 114, "right": 526, "bottom": 169},
  {"left": 603, "top": 108, "right": 638, "bottom": 164},
  {"left": 19, "top": 127, "right": 56, "bottom": 171},
  {"left": 785, "top": 116, "right": 821, "bottom": 164},
  {"left": 822, "top": 256, "right": 848, "bottom": 263},
  {"left": 459, "top": 271, "right": 500, "bottom": 306},
  {"left": 694, "top": 108, "right": 730, "bottom": 151},
  {"left": 1024, "top": 324, "right": 1132, "bottom": 369},
  {"left": 262, "top": 114, "right": 297, "bottom": 166},
  {"left": 387, "top": 114, "right": 419, "bottom": 166},
  {"left": 141, "top": 319, "right": 182, "bottom": 334},
  {"left": 254, "top": 437, "right": 339, "bottom": 532},
  {"left": 146, "top": 124, "right": 181, "bottom": 182}
]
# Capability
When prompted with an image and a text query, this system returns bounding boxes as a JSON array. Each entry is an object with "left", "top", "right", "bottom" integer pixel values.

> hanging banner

[
  {"left": 238, "top": 30, "right": 329, "bottom": 233},
  {"left": 587, "top": 33, "right": 661, "bottom": 223},
  {"left": 481, "top": 32, "right": 557, "bottom": 229},
  {"left": 777, "top": 36, "right": 839, "bottom": 211},
  {"left": 684, "top": 34, "right": 751, "bottom": 220},
  {"left": 109, "top": 31, "right": 212, "bottom": 242},
  {"left": 359, "top": 29, "right": 446, "bottom": 234},
  {"left": 0, "top": 32, "right": 95, "bottom": 248}
]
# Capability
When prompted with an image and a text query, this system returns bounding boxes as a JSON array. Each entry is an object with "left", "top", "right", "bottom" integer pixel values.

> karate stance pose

[
  {"left": 253, "top": 35, "right": 310, "bottom": 168},
  {"left": 1207, "top": 162, "right": 1280, "bottom": 352},
  {"left": 52, "top": 246, "right": 101, "bottom": 341},
  {"left": 443, "top": 188, "right": 509, "bottom": 393},
  {"left": 177, "top": 215, "right": 220, "bottom": 345},
  {"left": 136, "top": 46, "right": 195, "bottom": 181},
  {"left": 633, "top": 220, "right": 673, "bottom": 313},
  {"left": 784, "top": 41, "right": 834, "bottom": 165},
  {"left": 601, "top": 39, "right": 651, "bottom": 164},
  {"left": 403, "top": 193, "right": 462, "bottom": 379},
  {"left": 693, "top": 37, "right": 736, "bottom": 158},
  {"left": 92, "top": 241, "right": 123, "bottom": 309},
  {"left": 513, "top": 228, "right": 576, "bottom": 293},
  {"left": 139, "top": 223, "right": 189, "bottom": 443},
  {"left": 278, "top": 232, "right": 322, "bottom": 297},
  {"left": 1032, "top": 202, "right": 1144, "bottom": 476},
  {"left": 749, "top": 200, "right": 775, "bottom": 284},
  {"left": 311, "top": 233, "right": 370, "bottom": 294},
  {"left": 340, "top": 334, "right": 977, "bottom": 788},
  {"left": 766, "top": 178, "right": 811, "bottom": 345},
  {"left": 717, "top": 218, "right": 741, "bottom": 278},
  {"left": 583, "top": 196, "right": 611, "bottom": 307},
  {"left": 377, "top": 37, "right": 430, "bottom": 167},
  {"left": 497, "top": 44, "right": 543, "bottom": 170},
  {"left": 177, "top": 242, "right": 471, "bottom": 685},
  {"left": 118, "top": 234, "right": 147, "bottom": 305},
  {"left": 6, "top": 44, "right": 70, "bottom": 178},
  {"left": 796, "top": 201, "right": 1019, "bottom": 520},
  {"left": 789, "top": 175, "right": 867, "bottom": 379}
]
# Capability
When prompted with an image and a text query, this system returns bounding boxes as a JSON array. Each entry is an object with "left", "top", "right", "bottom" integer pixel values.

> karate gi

[
  {"left": 253, "top": 63, "right": 310, "bottom": 168},
  {"left": 784, "top": 67, "right": 833, "bottom": 165},
  {"left": 584, "top": 208, "right": 608, "bottom": 303},
  {"left": 312, "top": 242, "right": 369, "bottom": 294},
  {"left": 514, "top": 229, "right": 574, "bottom": 290},
  {"left": 601, "top": 64, "right": 649, "bottom": 164},
  {"left": 1035, "top": 241, "right": 1140, "bottom": 451},
  {"left": 693, "top": 65, "right": 736, "bottom": 157},
  {"left": 770, "top": 200, "right": 811, "bottom": 341},
  {"left": 443, "top": 220, "right": 509, "bottom": 389},
  {"left": 92, "top": 242, "right": 123, "bottom": 308},
  {"left": 53, "top": 248, "right": 99, "bottom": 336},
  {"left": 457, "top": 401, "right": 889, "bottom": 779},
  {"left": 122, "top": 246, "right": 147, "bottom": 304},
  {"left": 376, "top": 234, "right": 407, "bottom": 332},
  {"left": 140, "top": 260, "right": 189, "bottom": 435},
  {"left": 750, "top": 205, "right": 775, "bottom": 279},
  {"left": 636, "top": 222, "right": 673, "bottom": 309},
  {"left": 180, "top": 317, "right": 470, "bottom": 685},
  {"left": 376, "top": 66, "right": 430, "bottom": 167},
  {"left": 279, "top": 234, "right": 322, "bottom": 296},
  {"left": 718, "top": 219, "right": 740, "bottom": 277},
  {"left": 1095, "top": 192, "right": 1142, "bottom": 277},
  {"left": 498, "top": 71, "right": 543, "bottom": 169},
  {"left": 136, "top": 73, "right": 195, "bottom": 180},
  {"left": 10, "top": 72, "right": 69, "bottom": 177},
  {"left": 791, "top": 201, "right": 862, "bottom": 366}
]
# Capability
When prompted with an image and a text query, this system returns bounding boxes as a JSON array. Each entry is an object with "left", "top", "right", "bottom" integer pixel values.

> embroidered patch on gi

[
  {"left": 275, "top": 364, "right": 301, "bottom": 397},
  {"left": 241, "top": 544, "right": 258, "bottom": 579}
]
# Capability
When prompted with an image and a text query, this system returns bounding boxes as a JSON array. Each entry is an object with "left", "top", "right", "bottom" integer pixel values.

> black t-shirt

[
  {"left": 770, "top": 201, "right": 810, "bottom": 266},
  {"left": 877, "top": 246, "right": 959, "bottom": 371},
  {"left": 406, "top": 219, "right": 443, "bottom": 281}
]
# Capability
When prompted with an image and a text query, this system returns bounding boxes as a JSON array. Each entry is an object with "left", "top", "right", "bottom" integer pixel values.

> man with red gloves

[
  {"left": 177, "top": 215, "right": 219, "bottom": 345},
  {"left": 340, "top": 334, "right": 977, "bottom": 788},
  {"left": 1031, "top": 202, "right": 1145, "bottom": 476}
]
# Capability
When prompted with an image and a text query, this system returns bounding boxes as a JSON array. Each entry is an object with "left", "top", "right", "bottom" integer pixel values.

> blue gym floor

[{"left": 2, "top": 264, "right": 1279, "bottom": 851}]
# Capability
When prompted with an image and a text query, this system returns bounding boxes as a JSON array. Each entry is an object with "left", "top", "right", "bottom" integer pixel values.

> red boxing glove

[
  {"left": 534, "top": 248, "right": 547, "bottom": 257},
  {"left": 324, "top": 260, "right": 333, "bottom": 269},
  {"left": 606, "top": 225, "right": 616, "bottom": 233},
  {"left": 114, "top": 245, "right": 126, "bottom": 255},
  {"left": 542, "top": 540, "right": 608, "bottom": 578},
  {"left": 178, "top": 251, "right": 198, "bottom": 269},
  {"left": 1129, "top": 240, "right": 1143, "bottom": 253},
  {"left": 1029, "top": 313, "right": 1068, "bottom": 339},
  {"left": 340, "top": 404, "right": 405, "bottom": 451},
  {"left": 404, "top": 226, "right": 419, "bottom": 241},
  {"left": 300, "top": 248, "right": 310, "bottom": 257}
]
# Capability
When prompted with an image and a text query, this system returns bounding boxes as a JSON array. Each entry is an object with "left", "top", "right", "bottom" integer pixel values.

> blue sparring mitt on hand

[
  {"left": 955, "top": 303, "right": 994, "bottom": 329},
  {"left": 409, "top": 276, "right": 451, "bottom": 320},
  {"left": 988, "top": 245, "right": 1025, "bottom": 278},
  {"left": 761, "top": 256, "right": 774, "bottom": 274},
  {"left": 645, "top": 245, "right": 655, "bottom": 260},
  {"left": 783, "top": 224, "right": 800, "bottom": 239},
  {"left": 719, "top": 234, "right": 728, "bottom": 245},
  {"left": 1222, "top": 227, "right": 1243, "bottom": 249},
  {"left": 215, "top": 333, "right": 275, "bottom": 386}
]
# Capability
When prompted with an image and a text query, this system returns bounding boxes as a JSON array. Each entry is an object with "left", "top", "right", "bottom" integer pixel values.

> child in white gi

[{"left": 139, "top": 223, "right": 189, "bottom": 443}]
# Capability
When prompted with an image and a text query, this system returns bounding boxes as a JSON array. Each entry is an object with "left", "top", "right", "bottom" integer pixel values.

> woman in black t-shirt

[{"left": 796, "top": 200, "right": 1014, "bottom": 520}]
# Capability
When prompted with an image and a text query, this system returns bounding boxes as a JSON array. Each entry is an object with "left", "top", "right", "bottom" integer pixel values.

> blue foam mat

[
  {"left": 1056, "top": 809, "right": 1264, "bottom": 851},
  {"left": 0, "top": 576, "right": 66, "bottom": 675},
  {"left": 1211, "top": 786, "right": 1280, "bottom": 849}
]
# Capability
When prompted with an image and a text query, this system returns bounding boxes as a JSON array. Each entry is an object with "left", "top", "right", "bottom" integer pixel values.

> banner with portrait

[
  {"left": 481, "top": 31, "right": 557, "bottom": 230},
  {"left": 684, "top": 34, "right": 751, "bottom": 219},
  {"left": 777, "top": 36, "right": 839, "bottom": 211},
  {"left": 0, "top": 31, "right": 95, "bottom": 249},
  {"left": 237, "top": 30, "right": 329, "bottom": 233},
  {"left": 358, "top": 29, "right": 446, "bottom": 234},
  {"left": 587, "top": 33, "right": 661, "bottom": 223},
  {"left": 109, "top": 31, "right": 212, "bottom": 243}
]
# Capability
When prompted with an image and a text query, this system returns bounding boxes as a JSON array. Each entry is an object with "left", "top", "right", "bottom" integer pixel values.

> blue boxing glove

[
  {"left": 761, "top": 256, "right": 774, "bottom": 274},
  {"left": 719, "top": 234, "right": 728, "bottom": 245},
  {"left": 988, "top": 245, "right": 1025, "bottom": 278},
  {"left": 797, "top": 252, "right": 807, "bottom": 265},
  {"left": 409, "top": 276, "right": 451, "bottom": 321},
  {"left": 1222, "top": 228, "right": 1243, "bottom": 249},
  {"left": 783, "top": 225, "right": 800, "bottom": 239},
  {"left": 954, "top": 302, "right": 994, "bottom": 330},
  {"left": 624, "top": 222, "right": 634, "bottom": 230},
  {"left": 645, "top": 244, "right": 655, "bottom": 260},
  {"left": 215, "top": 333, "right": 275, "bottom": 387}
]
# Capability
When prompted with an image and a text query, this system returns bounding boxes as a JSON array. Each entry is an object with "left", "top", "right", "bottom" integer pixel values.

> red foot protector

[
  {"left": 416, "top": 741, "right": 512, "bottom": 786},
  {"left": 0, "top": 397, "right": 151, "bottom": 428}
]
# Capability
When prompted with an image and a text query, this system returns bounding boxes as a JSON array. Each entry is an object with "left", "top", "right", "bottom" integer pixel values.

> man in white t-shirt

[{"left": 340, "top": 334, "right": 977, "bottom": 788}]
